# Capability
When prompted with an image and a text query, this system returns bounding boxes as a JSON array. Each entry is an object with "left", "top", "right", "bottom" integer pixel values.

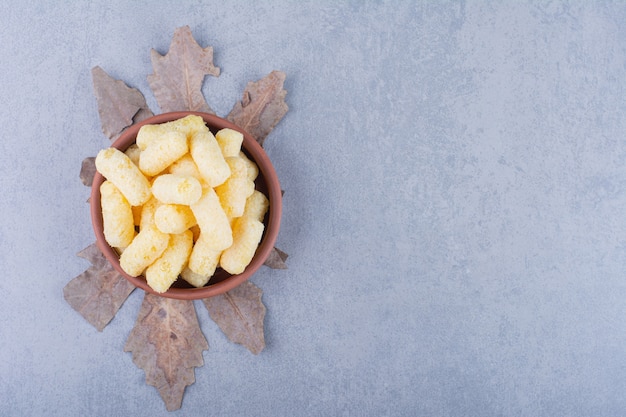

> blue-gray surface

[{"left": 1, "top": 1, "right": 626, "bottom": 416}]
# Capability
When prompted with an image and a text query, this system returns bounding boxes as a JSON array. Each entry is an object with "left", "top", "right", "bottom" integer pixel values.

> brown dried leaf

[
  {"left": 202, "top": 281, "right": 266, "bottom": 355},
  {"left": 148, "top": 25, "right": 220, "bottom": 113},
  {"left": 264, "top": 247, "right": 289, "bottom": 269},
  {"left": 63, "top": 243, "right": 135, "bottom": 331},
  {"left": 91, "top": 66, "right": 153, "bottom": 141},
  {"left": 124, "top": 294, "right": 208, "bottom": 411},
  {"left": 110, "top": 106, "right": 155, "bottom": 143},
  {"left": 227, "top": 70, "right": 288, "bottom": 146},
  {"left": 80, "top": 157, "right": 96, "bottom": 186},
  {"left": 131, "top": 107, "right": 155, "bottom": 124}
]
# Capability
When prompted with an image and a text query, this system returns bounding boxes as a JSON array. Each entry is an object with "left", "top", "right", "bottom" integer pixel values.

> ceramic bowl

[{"left": 90, "top": 111, "right": 282, "bottom": 300}]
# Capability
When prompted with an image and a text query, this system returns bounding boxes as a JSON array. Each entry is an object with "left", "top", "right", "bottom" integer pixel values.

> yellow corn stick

[
  {"left": 154, "top": 204, "right": 197, "bottom": 234},
  {"left": 137, "top": 115, "right": 207, "bottom": 150},
  {"left": 243, "top": 190, "right": 269, "bottom": 223},
  {"left": 95, "top": 147, "right": 151, "bottom": 206},
  {"left": 187, "top": 233, "right": 222, "bottom": 278},
  {"left": 220, "top": 216, "right": 264, "bottom": 275},
  {"left": 189, "top": 129, "right": 230, "bottom": 187},
  {"left": 139, "top": 196, "right": 161, "bottom": 230},
  {"left": 139, "top": 130, "right": 188, "bottom": 176},
  {"left": 151, "top": 174, "right": 202, "bottom": 205},
  {"left": 136, "top": 124, "right": 168, "bottom": 150},
  {"left": 145, "top": 230, "right": 193, "bottom": 293},
  {"left": 119, "top": 224, "right": 170, "bottom": 277},
  {"left": 215, "top": 157, "right": 255, "bottom": 218},
  {"left": 180, "top": 267, "right": 211, "bottom": 288},
  {"left": 124, "top": 143, "right": 141, "bottom": 167},
  {"left": 239, "top": 151, "right": 259, "bottom": 181},
  {"left": 217, "top": 179, "right": 254, "bottom": 219},
  {"left": 190, "top": 187, "right": 233, "bottom": 250},
  {"left": 168, "top": 153, "right": 202, "bottom": 180},
  {"left": 215, "top": 128, "right": 244, "bottom": 157},
  {"left": 165, "top": 114, "right": 208, "bottom": 138},
  {"left": 100, "top": 181, "right": 135, "bottom": 248}
]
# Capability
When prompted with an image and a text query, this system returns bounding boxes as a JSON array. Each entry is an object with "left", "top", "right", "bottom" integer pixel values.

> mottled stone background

[{"left": 1, "top": 1, "right": 626, "bottom": 416}]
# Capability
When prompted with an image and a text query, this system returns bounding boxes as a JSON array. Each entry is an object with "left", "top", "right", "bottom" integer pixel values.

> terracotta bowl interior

[{"left": 90, "top": 111, "right": 282, "bottom": 300}]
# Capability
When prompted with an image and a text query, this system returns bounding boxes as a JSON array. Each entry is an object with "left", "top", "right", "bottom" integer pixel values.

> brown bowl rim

[{"left": 90, "top": 111, "right": 282, "bottom": 300}]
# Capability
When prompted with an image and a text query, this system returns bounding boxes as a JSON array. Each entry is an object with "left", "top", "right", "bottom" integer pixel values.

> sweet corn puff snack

[
  {"left": 145, "top": 230, "right": 193, "bottom": 293},
  {"left": 96, "top": 116, "right": 269, "bottom": 293},
  {"left": 239, "top": 151, "right": 259, "bottom": 181},
  {"left": 154, "top": 204, "right": 197, "bottom": 234},
  {"left": 167, "top": 153, "right": 202, "bottom": 179},
  {"left": 139, "top": 196, "right": 161, "bottom": 230},
  {"left": 243, "top": 190, "right": 270, "bottom": 223},
  {"left": 187, "top": 233, "right": 223, "bottom": 278},
  {"left": 139, "top": 130, "right": 188, "bottom": 176},
  {"left": 189, "top": 129, "right": 231, "bottom": 187},
  {"left": 220, "top": 216, "right": 265, "bottom": 275},
  {"left": 119, "top": 224, "right": 170, "bottom": 277},
  {"left": 124, "top": 144, "right": 141, "bottom": 167},
  {"left": 180, "top": 267, "right": 211, "bottom": 288},
  {"left": 100, "top": 181, "right": 135, "bottom": 248},
  {"left": 190, "top": 187, "right": 233, "bottom": 251},
  {"left": 215, "top": 157, "right": 255, "bottom": 218},
  {"left": 95, "top": 147, "right": 151, "bottom": 206},
  {"left": 151, "top": 174, "right": 202, "bottom": 205},
  {"left": 215, "top": 128, "right": 244, "bottom": 157}
]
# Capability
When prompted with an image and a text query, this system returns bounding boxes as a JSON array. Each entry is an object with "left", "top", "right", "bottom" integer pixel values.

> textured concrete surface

[{"left": 2, "top": 1, "right": 626, "bottom": 416}]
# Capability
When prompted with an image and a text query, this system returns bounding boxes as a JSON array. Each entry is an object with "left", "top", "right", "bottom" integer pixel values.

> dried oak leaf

[
  {"left": 148, "top": 25, "right": 220, "bottom": 114},
  {"left": 264, "top": 247, "right": 289, "bottom": 270},
  {"left": 63, "top": 243, "right": 135, "bottom": 331},
  {"left": 227, "top": 70, "right": 288, "bottom": 147},
  {"left": 92, "top": 66, "right": 153, "bottom": 141},
  {"left": 125, "top": 294, "right": 208, "bottom": 411},
  {"left": 202, "top": 281, "right": 266, "bottom": 355}
]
